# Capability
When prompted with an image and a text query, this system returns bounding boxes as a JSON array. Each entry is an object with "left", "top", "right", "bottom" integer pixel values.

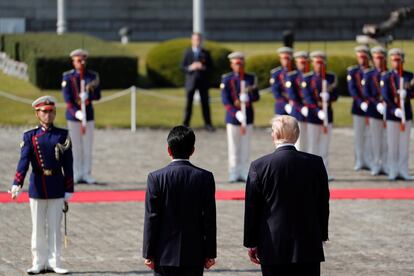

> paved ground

[{"left": 1, "top": 126, "right": 414, "bottom": 275}]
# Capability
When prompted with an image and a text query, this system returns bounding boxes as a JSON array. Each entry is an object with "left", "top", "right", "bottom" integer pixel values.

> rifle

[
  {"left": 321, "top": 63, "right": 329, "bottom": 134},
  {"left": 398, "top": 63, "right": 406, "bottom": 131},
  {"left": 63, "top": 201, "right": 69, "bottom": 248},
  {"left": 240, "top": 78, "right": 247, "bottom": 136},
  {"left": 80, "top": 63, "right": 87, "bottom": 135}
]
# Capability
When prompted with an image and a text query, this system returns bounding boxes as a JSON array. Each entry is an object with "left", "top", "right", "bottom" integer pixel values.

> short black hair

[{"left": 167, "top": 126, "right": 195, "bottom": 159}]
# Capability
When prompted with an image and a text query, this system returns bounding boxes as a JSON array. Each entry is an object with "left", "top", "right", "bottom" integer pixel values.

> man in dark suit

[
  {"left": 143, "top": 126, "right": 217, "bottom": 276},
  {"left": 243, "top": 115, "right": 330, "bottom": 276},
  {"left": 181, "top": 33, "right": 214, "bottom": 131}
]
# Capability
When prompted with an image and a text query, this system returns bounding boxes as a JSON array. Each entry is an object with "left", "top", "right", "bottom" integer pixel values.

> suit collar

[
  {"left": 274, "top": 145, "right": 297, "bottom": 153},
  {"left": 169, "top": 160, "right": 191, "bottom": 166}
]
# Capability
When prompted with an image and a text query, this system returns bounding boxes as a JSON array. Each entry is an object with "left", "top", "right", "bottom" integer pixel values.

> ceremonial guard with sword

[
  {"left": 363, "top": 46, "right": 388, "bottom": 176},
  {"left": 9, "top": 96, "right": 73, "bottom": 274},
  {"left": 285, "top": 50, "right": 310, "bottom": 151},
  {"left": 301, "top": 51, "right": 338, "bottom": 180},
  {"left": 221, "top": 52, "right": 260, "bottom": 182},
  {"left": 270, "top": 47, "right": 294, "bottom": 116},
  {"left": 381, "top": 48, "right": 414, "bottom": 180},
  {"left": 62, "top": 49, "right": 101, "bottom": 184},
  {"left": 347, "top": 45, "right": 372, "bottom": 171}
]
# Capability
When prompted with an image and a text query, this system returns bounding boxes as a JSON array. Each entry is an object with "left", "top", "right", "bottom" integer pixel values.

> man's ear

[
  {"left": 190, "top": 147, "right": 195, "bottom": 157},
  {"left": 167, "top": 146, "right": 173, "bottom": 158}
]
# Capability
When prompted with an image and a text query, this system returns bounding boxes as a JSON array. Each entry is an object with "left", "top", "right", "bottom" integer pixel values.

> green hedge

[
  {"left": 246, "top": 54, "right": 280, "bottom": 89},
  {"left": 146, "top": 38, "right": 232, "bottom": 87},
  {"left": 245, "top": 53, "right": 355, "bottom": 95},
  {"left": 1, "top": 33, "right": 137, "bottom": 89}
]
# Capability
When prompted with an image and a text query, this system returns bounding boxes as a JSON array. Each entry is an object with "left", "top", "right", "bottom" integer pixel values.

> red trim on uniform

[{"left": 31, "top": 131, "right": 48, "bottom": 199}]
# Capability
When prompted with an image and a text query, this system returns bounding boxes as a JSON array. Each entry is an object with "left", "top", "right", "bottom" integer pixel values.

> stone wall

[{"left": 0, "top": 0, "right": 413, "bottom": 41}]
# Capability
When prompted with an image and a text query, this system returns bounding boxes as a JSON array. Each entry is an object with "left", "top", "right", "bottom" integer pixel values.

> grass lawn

[{"left": 4, "top": 39, "right": 414, "bottom": 129}]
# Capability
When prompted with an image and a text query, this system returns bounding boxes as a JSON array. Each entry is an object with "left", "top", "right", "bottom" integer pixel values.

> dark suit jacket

[
  {"left": 143, "top": 160, "right": 217, "bottom": 267},
  {"left": 181, "top": 48, "right": 212, "bottom": 91},
  {"left": 243, "top": 145, "right": 330, "bottom": 265}
]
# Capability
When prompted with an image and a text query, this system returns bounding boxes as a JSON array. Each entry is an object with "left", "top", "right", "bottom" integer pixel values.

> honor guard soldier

[
  {"left": 347, "top": 45, "right": 372, "bottom": 171},
  {"left": 301, "top": 51, "right": 338, "bottom": 180},
  {"left": 62, "top": 49, "right": 101, "bottom": 184},
  {"left": 270, "top": 47, "right": 294, "bottom": 116},
  {"left": 363, "top": 46, "right": 388, "bottom": 175},
  {"left": 10, "top": 96, "right": 73, "bottom": 274},
  {"left": 381, "top": 48, "right": 414, "bottom": 180},
  {"left": 285, "top": 51, "right": 310, "bottom": 151},
  {"left": 221, "top": 52, "right": 260, "bottom": 182}
]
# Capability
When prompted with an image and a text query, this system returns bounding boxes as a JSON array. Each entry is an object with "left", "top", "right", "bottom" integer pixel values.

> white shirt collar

[
  {"left": 171, "top": 159, "right": 190, "bottom": 162},
  {"left": 276, "top": 143, "right": 295, "bottom": 149}
]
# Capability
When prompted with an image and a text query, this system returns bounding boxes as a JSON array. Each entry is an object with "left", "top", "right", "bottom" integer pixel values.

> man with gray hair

[{"left": 244, "top": 115, "right": 330, "bottom": 276}]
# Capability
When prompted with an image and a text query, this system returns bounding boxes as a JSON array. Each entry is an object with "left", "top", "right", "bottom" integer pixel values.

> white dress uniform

[
  {"left": 381, "top": 48, "right": 413, "bottom": 180},
  {"left": 221, "top": 52, "right": 260, "bottom": 182},
  {"left": 62, "top": 49, "right": 101, "bottom": 184}
]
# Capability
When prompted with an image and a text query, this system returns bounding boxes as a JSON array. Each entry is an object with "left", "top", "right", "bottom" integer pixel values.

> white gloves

[
  {"left": 284, "top": 104, "right": 292, "bottom": 114},
  {"left": 239, "top": 93, "right": 249, "bottom": 103},
  {"left": 301, "top": 106, "right": 309, "bottom": 117},
  {"left": 394, "top": 108, "right": 403, "bottom": 119},
  {"left": 10, "top": 185, "right": 21, "bottom": 199},
  {"left": 360, "top": 102, "right": 368, "bottom": 112},
  {"left": 376, "top": 103, "right": 385, "bottom": 115},
  {"left": 235, "top": 111, "right": 246, "bottom": 124},
  {"left": 320, "top": 92, "right": 330, "bottom": 102},
  {"left": 75, "top": 110, "right": 84, "bottom": 121},
  {"left": 80, "top": 91, "right": 88, "bottom": 101},
  {"left": 318, "top": 110, "right": 326, "bottom": 121},
  {"left": 398, "top": 89, "right": 407, "bottom": 99},
  {"left": 64, "top": 192, "right": 73, "bottom": 201}
]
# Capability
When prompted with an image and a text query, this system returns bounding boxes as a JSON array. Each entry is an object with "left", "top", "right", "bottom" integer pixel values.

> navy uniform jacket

[
  {"left": 301, "top": 72, "right": 338, "bottom": 124},
  {"left": 143, "top": 160, "right": 217, "bottom": 266},
  {"left": 181, "top": 48, "right": 212, "bottom": 91},
  {"left": 381, "top": 70, "right": 414, "bottom": 121},
  {"left": 286, "top": 70, "right": 307, "bottom": 122},
  {"left": 347, "top": 65, "right": 368, "bottom": 116},
  {"left": 62, "top": 69, "right": 101, "bottom": 121},
  {"left": 13, "top": 126, "right": 74, "bottom": 199},
  {"left": 244, "top": 146, "right": 329, "bottom": 265},
  {"left": 363, "top": 68, "right": 384, "bottom": 120},
  {"left": 221, "top": 72, "right": 260, "bottom": 125},
  {"left": 270, "top": 66, "right": 290, "bottom": 115}
]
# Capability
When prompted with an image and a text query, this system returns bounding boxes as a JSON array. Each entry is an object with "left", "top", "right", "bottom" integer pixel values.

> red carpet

[{"left": 1, "top": 188, "right": 414, "bottom": 204}]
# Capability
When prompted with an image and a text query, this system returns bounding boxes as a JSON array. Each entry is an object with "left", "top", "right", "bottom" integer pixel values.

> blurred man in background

[{"left": 181, "top": 33, "right": 214, "bottom": 131}]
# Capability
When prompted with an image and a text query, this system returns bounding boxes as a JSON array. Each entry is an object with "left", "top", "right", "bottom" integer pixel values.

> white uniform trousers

[
  {"left": 307, "top": 123, "right": 332, "bottom": 175},
  {"left": 369, "top": 118, "right": 388, "bottom": 174},
  {"left": 67, "top": 120, "right": 94, "bottom": 181},
  {"left": 353, "top": 115, "right": 372, "bottom": 170},
  {"left": 295, "top": 121, "right": 308, "bottom": 152},
  {"left": 30, "top": 198, "right": 64, "bottom": 268},
  {"left": 226, "top": 124, "right": 253, "bottom": 181},
  {"left": 386, "top": 120, "right": 411, "bottom": 178}
]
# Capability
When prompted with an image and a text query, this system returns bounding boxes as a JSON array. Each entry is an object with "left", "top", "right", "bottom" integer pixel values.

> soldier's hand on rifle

[
  {"left": 398, "top": 89, "right": 407, "bottom": 99},
  {"left": 317, "top": 110, "right": 326, "bottom": 121},
  {"left": 75, "top": 110, "right": 84, "bottom": 121},
  {"left": 376, "top": 103, "right": 385, "bottom": 115},
  {"left": 235, "top": 111, "right": 246, "bottom": 124},
  {"left": 9, "top": 185, "right": 21, "bottom": 200},
  {"left": 64, "top": 192, "right": 73, "bottom": 202},
  {"left": 80, "top": 91, "right": 88, "bottom": 101},
  {"left": 240, "top": 93, "right": 249, "bottom": 103},
  {"left": 320, "top": 92, "right": 330, "bottom": 102},
  {"left": 301, "top": 106, "right": 309, "bottom": 117},
  {"left": 360, "top": 102, "right": 368, "bottom": 112},
  {"left": 284, "top": 103, "right": 292, "bottom": 114},
  {"left": 394, "top": 108, "right": 403, "bottom": 119}
]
